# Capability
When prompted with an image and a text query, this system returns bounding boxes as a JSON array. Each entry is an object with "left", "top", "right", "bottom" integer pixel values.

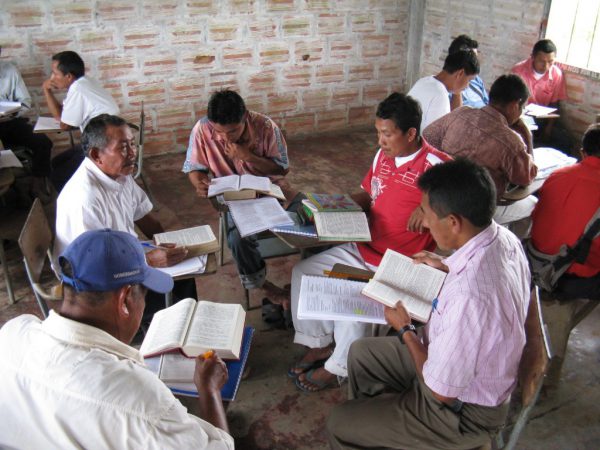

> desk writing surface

[{"left": 271, "top": 231, "right": 344, "bottom": 249}]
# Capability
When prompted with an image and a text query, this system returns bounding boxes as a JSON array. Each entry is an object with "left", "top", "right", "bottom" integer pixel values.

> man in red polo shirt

[
  {"left": 512, "top": 39, "right": 571, "bottom": 153},
  {"left": 530, "top": 124, "right": 600, "bottom": 299}
]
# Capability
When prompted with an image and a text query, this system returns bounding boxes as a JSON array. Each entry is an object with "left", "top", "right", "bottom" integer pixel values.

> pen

[
  {"left": 202, "top": 350, "right": 214, "bottom": 359},
  {"left": 141, "top": 241, "right": 160, "bottom": 250}
]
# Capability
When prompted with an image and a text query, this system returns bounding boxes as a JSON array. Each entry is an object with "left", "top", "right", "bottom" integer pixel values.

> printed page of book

[
  {"left": 298, "top": 275, "right": 386, "bottom": 324},
  {"left": 156, "top": 255, "right": 207, "bottom": 277},
  {"left": 239, "top": 174, "right": 271, "bottom": 192},
  {"left": 0, "top": 101, "right": 21, "bottom": 115},
  {"left": 207, "top": 174, "right": 241, "bottom": 197},
  {"left": 533, "top": 147, "right": 576, "bottom": 179},
  {"left": 262, "top": 183, "right": 286, "bottom": 200},
  {"left": 140, "top": 298, "right": 197, "bottom": 357},
  {"left": 183, "top": 301, "right": 246, "bottom": 359},
  {"left": 524, "top": 104, "right": 557, "bottom": 117},
  {"left": 314, "top": 211, "right": 371, "bottom": 241},
  {"left": 362, "top": 280, "right": 432, "bottom": 322},
  {"left": 362, "top": 250, "right": 446, "bottom": 321},
  {"left": 33, "top": 116, "right": 61, "bottom": 132},
  {"left": 0, "top": 150, "right": 24, "bottom": 169},
  {"left": 154, "top": 225, "right": 217, "bottom": 247},
  {"left": 227, "top": 197, "right": 294, "bottom": 237}
]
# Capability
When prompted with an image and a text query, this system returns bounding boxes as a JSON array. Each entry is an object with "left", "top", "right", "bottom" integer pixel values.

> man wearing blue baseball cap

[{"left": 0, "top": 229, "right": 233, "bottom": 449}]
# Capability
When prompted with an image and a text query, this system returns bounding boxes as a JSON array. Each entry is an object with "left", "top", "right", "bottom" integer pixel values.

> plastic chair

[
  {"left": 17, "top": 198, "right": 61, "bottom": 318},
  {"left": 0, "top": 204, "right": 28, "bottom": 305}
]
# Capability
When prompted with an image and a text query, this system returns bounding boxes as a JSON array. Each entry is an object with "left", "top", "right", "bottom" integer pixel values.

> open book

[
  {"left": 145, "top": 327, "right": 254, "bottom": 401},
  {"left": 33, "top": 116, "right": 61, "bottom": 132},
  {"left": 140, "top": 298, "right": 246, "bottom": 359},
  {"left": 0, "top": 150, "right": 24, "bottom": 169},
  {"left": 298, "top": 275, "right": 386, "bottom": 324},
  {"left": 361, "top": 249, "right": 446, "bottom": 323},
  {"left": 208, "top": 174, "right": 285, "bottom": 201},
  {"left": 154, "top": 225, "right": 219, "bottom": 258},
  {"left": 302, "top": 199, "right": 371, "bottom": 242},
  {"left": 227, "top": 196, "right": 294, "bottom": 237},
  {"left": 0, "top": 101, "right": 21, "bottom": 116}
]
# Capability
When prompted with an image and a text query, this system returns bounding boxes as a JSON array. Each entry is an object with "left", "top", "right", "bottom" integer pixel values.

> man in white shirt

[
  {"left": 42, "top": 50, "right": 119, "bottom": 131},
  {"left": 0, "top": 46, "right": 53, "bottom": 198},
  {"left": 0, "top": 229, "right": 234, "bottom": 449},
  {"left": 408, "top": 49, "right": 480, "bottom": 131},
  {"left": 54, "top": 114, "right": 192, "bottom": 322}
]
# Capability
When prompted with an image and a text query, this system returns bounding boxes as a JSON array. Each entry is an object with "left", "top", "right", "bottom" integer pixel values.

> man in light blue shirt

[
  {"left": 0, "top": 46, "right": 53, "bottom": 198},
  {"left": 448, "top": 35, "right": 489, "bottom": 109}
]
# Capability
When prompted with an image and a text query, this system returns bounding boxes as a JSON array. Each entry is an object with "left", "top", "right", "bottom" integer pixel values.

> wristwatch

[{"left": 397, "top": 324, "right": 417, "bottom": 344}]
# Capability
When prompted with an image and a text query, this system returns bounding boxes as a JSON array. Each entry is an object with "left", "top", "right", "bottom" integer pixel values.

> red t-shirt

[
  {"left": 357, "top": 139, "right": 452, "bottom": 266},
  {"left": 531, "top": 156, "right": 600, "bottom": 278}
]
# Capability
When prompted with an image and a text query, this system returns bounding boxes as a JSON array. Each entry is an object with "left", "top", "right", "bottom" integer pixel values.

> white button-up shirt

[
  {"left": 0, "top": 311, "right": 234, "bottom": 449},
  {"left": 54, "top": 157, "right": 153, "bottom": 264},
  {"left": 61, "top": 76, "right": 120, "bottom": 131}
]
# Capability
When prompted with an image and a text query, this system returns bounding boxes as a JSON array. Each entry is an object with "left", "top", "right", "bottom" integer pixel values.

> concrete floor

[{"left": 1, "top": 126, "right": 599, "bottom": 449}]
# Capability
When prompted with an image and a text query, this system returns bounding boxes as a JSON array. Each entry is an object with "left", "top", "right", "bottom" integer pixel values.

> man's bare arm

[
  {"left": 194, "top": 355, "right": 230, "bottom": 433},
  {"left": 41, "top": 79, "right": 72, "bottom": 130},
  {"left": 188, "top": 171, "right": 211, "bottom": 198},
  {"left": 350, "top": 191, "right": 372, "bottom": 213}
]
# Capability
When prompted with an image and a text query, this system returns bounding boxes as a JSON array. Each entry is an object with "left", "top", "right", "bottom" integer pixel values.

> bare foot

[
  {"left": 296, "top": 367, "right": 339, "bottom": 392},
  {"left": 262, "top": 280, "right": 291, "bottom": 309},
  {"left": 288, "top": 346, "right": 334, "bottom": 377}
]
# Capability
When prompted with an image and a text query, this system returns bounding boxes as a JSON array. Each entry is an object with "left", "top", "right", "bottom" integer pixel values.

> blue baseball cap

[{"left": 59, "top": 229, "right": 173, "bottom": 294}]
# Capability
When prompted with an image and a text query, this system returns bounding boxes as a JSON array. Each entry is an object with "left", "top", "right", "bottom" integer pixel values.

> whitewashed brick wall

[{"left": 0, "top": 0, "right": 409, "bottom": 154}]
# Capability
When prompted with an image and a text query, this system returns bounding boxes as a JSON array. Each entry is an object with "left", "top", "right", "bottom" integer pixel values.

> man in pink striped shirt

[{"left": 327, "top": 159, "right": 531, "bottom": 449}]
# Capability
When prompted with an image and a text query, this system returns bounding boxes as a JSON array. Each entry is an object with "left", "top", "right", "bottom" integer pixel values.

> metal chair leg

[{"left": 0, "top": 241, "right": 16, "bottom": 305}]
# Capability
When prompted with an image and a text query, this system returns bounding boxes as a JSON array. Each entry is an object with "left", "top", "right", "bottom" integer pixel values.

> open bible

[
  {"left": 140, "top": 298, "right": 246, "bottom": 359},
  {"left": 361, "top": 249, "right": 447, "bottom": 323},
  {"left": 153, "top": 225, "right": 219, "bottom": 258},
  {"left": 207, "top": 174, "right": 285, "bottom": 201}
]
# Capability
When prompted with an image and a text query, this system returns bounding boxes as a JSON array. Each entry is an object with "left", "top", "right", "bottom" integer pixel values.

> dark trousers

[
  {"left": 554, "top": 272, "right": 600, "bottom": 300},
  {"left": 142, "top": 279, "right": 198, "bottom": 324},
  {"left": 327, "top": 337, "right": 508, "bottom": 450},
  {"left": 0, "top": 117, "right": 52, "bottom": 177},
  {"left": 226, "top": 193, "right": 306, "bottom": 289}
]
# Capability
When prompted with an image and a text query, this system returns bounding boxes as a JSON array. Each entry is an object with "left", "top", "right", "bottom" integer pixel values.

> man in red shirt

[
  {"left": 288, "top": 93, "right": 452, "bottom": 392},
  {"left": 512, "top": 39, "right": 572, "bottom": 153},
  {"left": 530, "top": 124, "right": 600, "bottom": 299}
]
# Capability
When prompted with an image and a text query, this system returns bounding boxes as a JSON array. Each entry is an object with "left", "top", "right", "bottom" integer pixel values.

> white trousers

[
  {"left": 291, "top": 243, "right": 377, "bottom": 377},
  {"left": 494, "top": 195, "right": 538, "bottom": 225}
]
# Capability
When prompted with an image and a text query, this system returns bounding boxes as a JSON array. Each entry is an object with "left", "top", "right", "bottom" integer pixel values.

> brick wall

[
  {"left": 0, "top": 0, "right": 409, "bottom": 155},
  {"left": 416, "top": 0, "right": 599, "bottom": 140}
]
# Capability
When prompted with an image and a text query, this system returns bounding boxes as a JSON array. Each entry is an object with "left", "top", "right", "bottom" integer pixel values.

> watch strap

[{"left": 397, "top": 324, "right": 416, "bottom": 344}]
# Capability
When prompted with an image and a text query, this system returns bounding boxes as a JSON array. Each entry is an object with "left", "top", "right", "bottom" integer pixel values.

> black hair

[
  {"left": 442, "top": 49, "right": 480, "bottom": 75},
  {"left": 418, "top": 158, "right": 496, "bottom": 227},
  {"left": 489, "top": 74, "right": 530, "bottom": 107},
  {"left": 82, "top": 114, "right": 128, "bottom": 156},
  {"left": 532, "top": 39, "right": 557, "bottom": 55},
  {"left": 583, "top": 124, "right": 600, "bottom": 157},
  {"left": 51, "top": 51, "right": 85, "bottom": 79},
  {"left": 376, "top": 92, "right": 422, "bottom": 134},
  {"left": 448, "top": 34, "right": 479, "bottom": 55},
  {"left": 207, "top": 89, "right": 246, "bottom": 125}
]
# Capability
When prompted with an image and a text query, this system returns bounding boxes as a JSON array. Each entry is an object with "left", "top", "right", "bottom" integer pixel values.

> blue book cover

[{"left": 167, "top": 326, "right": 254, "bottom": 401}]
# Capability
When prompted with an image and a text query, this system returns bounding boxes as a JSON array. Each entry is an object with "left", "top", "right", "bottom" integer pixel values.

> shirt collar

[
  {"left": 528, "top": 57, "right": 554, "bottom": 82},
  {"left": 443, "top": 221, "right": 499, "bottom": 275},
  {"left": 83, "top": 157, "right": 128, "bottom": 191},
  {"left": 42, "top": 310, "right": 144, "bottom": 365},
  {"left": 481, "top": 105, "right": 509, "bottom": 127}
]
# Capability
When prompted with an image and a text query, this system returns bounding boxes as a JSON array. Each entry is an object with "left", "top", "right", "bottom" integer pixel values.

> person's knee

[{"left": 326, "top": 404, "right": 347, "bottom": 442}]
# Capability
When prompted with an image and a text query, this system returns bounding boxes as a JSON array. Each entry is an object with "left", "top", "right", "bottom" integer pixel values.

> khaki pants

[{"left": 327, "top": 337, "right": 509, "bottom": 450}]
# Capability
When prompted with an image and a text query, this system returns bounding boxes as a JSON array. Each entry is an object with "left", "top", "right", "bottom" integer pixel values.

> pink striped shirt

[{"left": 423, "top": 221, "right": 530, "bottom": 407}]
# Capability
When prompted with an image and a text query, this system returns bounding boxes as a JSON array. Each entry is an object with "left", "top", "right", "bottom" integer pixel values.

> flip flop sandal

[
  {"left": 295, "top": 368, "right": 341, "bottom": 393},
  {"left": 261, "top": 298, "right": 285, "bottom": 329},
  {"left": 287, "top": 357, "right": 327, "bottom": 378}
]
